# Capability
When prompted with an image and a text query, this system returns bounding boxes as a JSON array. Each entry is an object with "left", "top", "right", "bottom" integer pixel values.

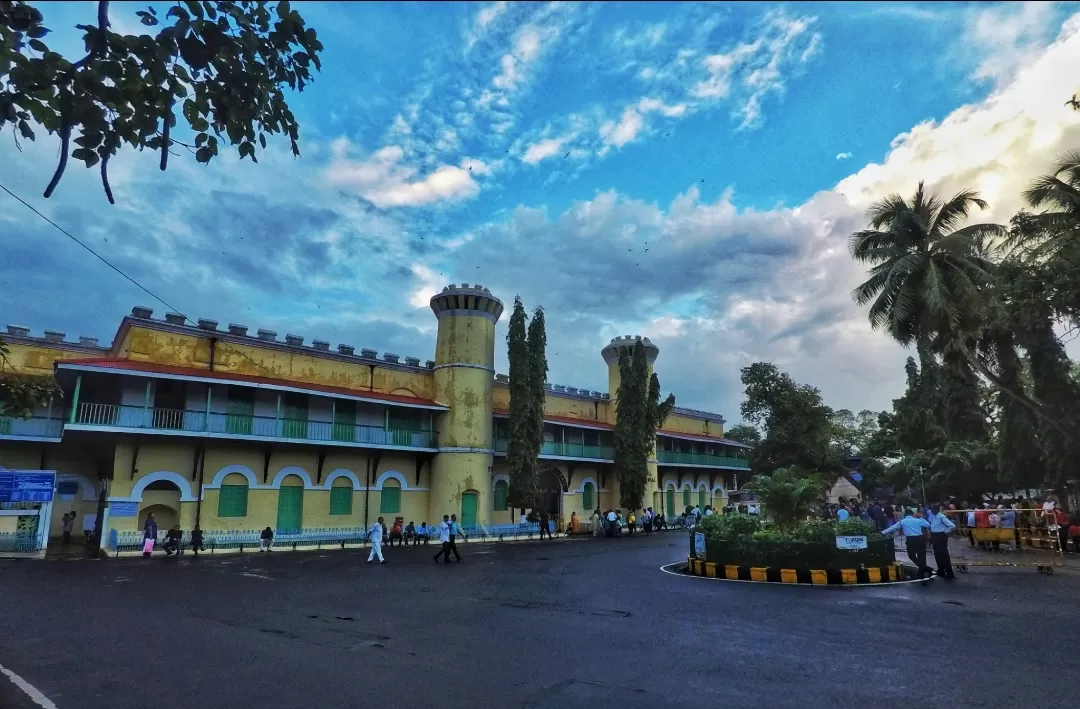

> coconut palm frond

[
  {"left": 931, "top": 191, "right": 991, "bottom": 237},
  {"left": 1023, "top": 174, "right": 1080, "bottom": 212}
]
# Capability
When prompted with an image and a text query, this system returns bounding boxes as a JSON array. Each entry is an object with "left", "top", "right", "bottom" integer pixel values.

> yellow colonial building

[{"left": 0, "top": 284, "right": 749, "bottom": 553}]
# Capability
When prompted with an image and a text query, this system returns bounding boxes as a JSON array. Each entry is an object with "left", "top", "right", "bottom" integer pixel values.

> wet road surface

[{"left": 1, "top": 533, "right": 1078, "bottom": 709}]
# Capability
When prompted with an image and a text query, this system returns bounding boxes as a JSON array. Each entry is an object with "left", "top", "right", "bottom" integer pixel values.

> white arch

[
  {"left": 272, "top": 465, "right": 314, "bottom": 489},
  {"left": 492, "top": 473, "right": 510, "bottom": 487},
  {"left": 128, "top": 471, "right": 197, "bottom": 502},
  {"left": 575, "top": 476, "right": 598, "bottom": 494},
  {"left": 663, "top": 480, "right": 677, "bottom": 491},
  {"left": 695, "top": 480, "right": 709, "bottom": 491},
  {"left": 374, "top": 469, "right": 407, "bottom": 490},
  {"left": 57, "top": 473, "right": 97, "bottom": 500},
  {"left": 712, "top": 483, "right": 727, "bottom": 496},
  {"left": 322, "top": 468, "right": 363, "bottom": 490},
  {"left": 679, "top": 478, "right": 693, "bottom": 490},
  {"left": 207, "top": 464, "right": 258, "bottom": 489}
]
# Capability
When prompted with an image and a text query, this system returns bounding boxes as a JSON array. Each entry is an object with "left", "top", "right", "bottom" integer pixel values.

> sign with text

[
  {"left": 109, "top": 502, "right": 139, "bottom": 517},
  {"left": 835, "top": 535, "right": 868, "bottom": 550},
  {"left": 0, "top": 470, "right": 56, "bottom": 503},
  {"left": 694, "top": 532, "right": 706, "bottom": 558}
]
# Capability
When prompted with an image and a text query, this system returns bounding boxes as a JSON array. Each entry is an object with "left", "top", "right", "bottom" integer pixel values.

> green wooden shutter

[
  {"left": 333, "top": 400, "right": 356, "bottom": 442},
  {"left": 225, "top": 386, "right": 254, "bottom": 435},
  {"left": 493, "top": 481, "right": 508, "bottom": 511},
  {"left": 281, "top": 393, "right": 308, "bottom": 440},
  {"left": 276, "top": 486, "right": 304, "bottom": 532},
  {"left": 218, "top": 484, "right": 249, "bottom": 517},
  {"left": 682, "top": 487, "right": 691, "bottom": 509},
  {"left": 582, "top": 483, "right": 595, "bottom": 511},
  {"left": 329, "top": 486, "right": 353, "bottom": 516},
  {"left": 666, "top": 488, "right": 675, "bottom": 517},
  {"left": 380, "top": 485, "right": 401, "bottom": 513},
  {"left": 698, "top": 489, "right": 706, "bottom": 509}
]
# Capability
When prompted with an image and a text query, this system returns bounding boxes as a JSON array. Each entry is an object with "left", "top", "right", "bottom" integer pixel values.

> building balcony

[
  {"left": 657, "top": 450, "right": 750, "bottom": 469},
  {"left": 0, "top": 416, "right": 64, "bottom": 441},
  {"left": 68, "top": 403, "right": 437, "bottom": 450},
  {"left": 494, "top": 438, "right": 614, "bottom": 461}
]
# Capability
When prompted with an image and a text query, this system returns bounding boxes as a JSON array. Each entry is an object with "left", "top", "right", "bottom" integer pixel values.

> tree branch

[{"left": 100, "top": 152, "right": 114, "bottom": 204}]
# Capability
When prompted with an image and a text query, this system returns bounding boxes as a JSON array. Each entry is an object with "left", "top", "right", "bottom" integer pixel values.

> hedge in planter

[{"left": 693, "top": 514, "right": 895, "bottom": 571}]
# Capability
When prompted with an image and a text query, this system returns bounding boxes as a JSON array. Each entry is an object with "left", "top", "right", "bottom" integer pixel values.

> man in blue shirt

[
  {"left": 928, "top": 504, "right": 957, "bottom": 580},
  {"left": 882, "top": 509, "right": 933, "bottom": 579}
]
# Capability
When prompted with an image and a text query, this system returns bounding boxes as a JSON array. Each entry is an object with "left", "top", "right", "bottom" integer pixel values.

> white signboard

[
  {"left": 694, "top": 532, "right": 706, "bottom": 558},
  {"left": 835, "top": 535, "right": 868, "bottom": 550}
]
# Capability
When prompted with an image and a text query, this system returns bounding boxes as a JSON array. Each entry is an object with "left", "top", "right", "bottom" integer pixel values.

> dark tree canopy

[
  {"left": 505, "top": 298, "right": 546, "bottom": 511},
  {"left": 0, "top": 337, "right": 62, "bottom": 418},
  {"left": 0, "top": 0, "right": 323, "bottom": 203},
  {"left": 723, "top": 423, "right": 760, "bottom": 446}
]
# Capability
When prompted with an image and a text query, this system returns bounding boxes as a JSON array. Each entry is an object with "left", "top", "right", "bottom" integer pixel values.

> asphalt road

[{"left": 1, "top": 533, "right": 1078, "bottom": 709}]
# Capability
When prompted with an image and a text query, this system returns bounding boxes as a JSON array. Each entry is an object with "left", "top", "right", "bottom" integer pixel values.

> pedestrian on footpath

[
  {"left": 928, "top": 504, "right": 956, "bottom": 580},
  {"left": 643, "top": 508, "right": 653, "bottom": 536},
  {"left": 591, "top": 509, "right": 602, "bottom": 537},
  {"left": 367, "top": 516, "right": 386, "bottom": 564},
  {"left": 434, "top": 515, "right": 452, "bottom": 563},
  {"left": 538, "top": 509, "right": 552, "bottom": 540},
  {"left": 142, "top": 513, "right": 158, "bottom": 557},
  {"left": 882, "top": 509, "right": 933, "bottom": 579},
  {"left": 448, "top": 514, "right": 466, "bottom": 561},
  {"left": 62, "top": 511, "right": 76, "bottom": 545}
]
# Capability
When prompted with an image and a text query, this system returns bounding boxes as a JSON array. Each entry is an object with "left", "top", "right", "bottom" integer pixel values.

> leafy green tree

[
  {"left": 745, "top": 467, "right": 827, "bottom": 530},
  {"left": 0, "top": 0, "right": 323, "bottom": 203},
  {"left": 738, "top": 362, "right": 838, "bottom": 474},
  {"left": 506, "top": 298, "right": 539, "bottom": 510},
  {"left": 0, "top": 337, "right": 62, "bottom": 418},
  {"left": 723, "top": 423, "right": 760, "bottom": 446},
  {"left": 831, "top": 408, "right": 879, "bottom": 458},
  {"left": 613, "top": 340, "right": 674, "bottom": 510}
]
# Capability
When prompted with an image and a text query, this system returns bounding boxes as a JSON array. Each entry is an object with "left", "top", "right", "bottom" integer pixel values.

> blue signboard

[
  {"left": 110, "top": 502, "right": 139, "bottom": 517},
  {"left": 0, "top": 471, "right": 56, "bottom": 503},
  {"left": 850, "top": 472, "right": 863, "bottom": 482}
]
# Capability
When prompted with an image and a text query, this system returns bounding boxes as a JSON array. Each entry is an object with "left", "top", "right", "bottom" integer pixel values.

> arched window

[
  {"left": 380, "top": 479, "right": 401, "bottom": 513},
  {"left": 329, "top": 477, "right": 353, "bottom": 516},
  {"left": 582, "top": 482, "right": 595, "bottom": 512},
  {"left": 666, "top": 488, "right": 675, "bottom": 517},
  {"left": 682, "top": 486, "right": 691, "bottom": 510},
  {"left": 698, "top": 488, "right": 706, "bottom": 509},
  {"left": 218, "top": 473, "right": 249, "bottom": 517},
  {"left": 493, "top": 480, "right": 509, "bottom": 511}
]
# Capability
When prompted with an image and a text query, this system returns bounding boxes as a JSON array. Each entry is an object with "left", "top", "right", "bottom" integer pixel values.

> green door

[
  {"left": 225, "top": 386, "right": 254, "bottom": 434},
  {"left": 276, "top": 486, "right": 304, "bottom": 533},
  {"left": 282, "top": 393, "right": 308, "bottom": 440},
  {"left": 666, "top": 488, "right": 675, "bottom": 517},
  {"left": 460, "top": 492, "right": 478, "bottom": 528}
]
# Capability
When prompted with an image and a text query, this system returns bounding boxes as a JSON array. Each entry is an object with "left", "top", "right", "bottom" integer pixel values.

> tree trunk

[{"left": 957, "top": 342, "right": 1077, "bottom": 443}]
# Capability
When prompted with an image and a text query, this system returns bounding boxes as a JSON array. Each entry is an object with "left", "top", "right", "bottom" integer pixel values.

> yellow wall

[
  {"left": 117, "top": 324, "right": 435, "bottom": 399},
  {"left": 2, "top": 341, "right": 107, "bottom": 375},
  {"left": 661, "top": 414, "right": 723, "bottom": 437}
]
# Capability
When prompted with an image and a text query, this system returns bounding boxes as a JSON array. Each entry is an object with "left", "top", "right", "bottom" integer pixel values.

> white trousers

[
  {"left": 367, "top": 541, "right": 384, "bottom": 562},
  {"left": 260, "top": 539, "right": 274, "bottom": 551}
]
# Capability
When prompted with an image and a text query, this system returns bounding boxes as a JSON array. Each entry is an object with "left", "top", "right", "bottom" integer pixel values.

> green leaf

[
  {"left": 191, "top": 117, "right": 208, "bottom": 132},
  {"left": 184, "top": 1, "right": 204, "bottom": 19},
  {"left": 259, "top": 133, "right": 266, "bottom": 149},
  {"left": 277, "top": 1, "right": 292, "bottom": 19},
  {"left": 17, "top": 120, "right": 35, "bottom": 141},
  {"left": 195, "top": 146, "right": 212, "bottom": 163},
  {"left": 27, "top": 25, "right": 50, "bottom": 39},
  {"left": 71, "top": 148, "right": 92, "bottom": 161},
  {"left": 28, "top": 38, "right": 48, "bottom": 52}
]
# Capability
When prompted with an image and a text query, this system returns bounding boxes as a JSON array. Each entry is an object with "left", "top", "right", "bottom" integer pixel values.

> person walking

[
  {"left": 643, "top": 508, "right": 653, "bottom": 536},
  {"left": 538, "top": 509, "right": 552, "bottom": 540},
  {"left": 142, "top": 512, "right": 158, "bottom": 557},
  {"left": 448, "top": 514, "right": 466, "bottom": 561},
  {"left": 882, "top": 509, "right": 933, "bottom": 579},
  {"left": 591, "top": 509, "right": 602, "bottom": 537},
  {"left": 61, "top": 511, "right": 76, "bottom": 545},
  {"left": 367, "top": 516, "right": 386, "bottom": 564},
  {"left": 434, "top": 515, "right": 452, "bottom": 563},
  {"left": 928, "top": 504, "right": 956, "bottom": 580}
]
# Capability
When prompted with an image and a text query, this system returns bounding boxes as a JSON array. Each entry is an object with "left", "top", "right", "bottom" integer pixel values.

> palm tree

[
  {"left": 848, "top": 183, "right": 1075, "bottom": 440},
  {"left": 746, "top": 468, "right": 825, "bottom": 530},
  {"left": 1021, "top": 148, "right": 1080, "bottom": 254}
]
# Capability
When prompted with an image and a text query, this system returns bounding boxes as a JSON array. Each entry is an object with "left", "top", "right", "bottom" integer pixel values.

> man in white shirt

[
  {"left": 433, "top": 515, "right": 452, "bottom": 563},
  {"left": 367, "top": 516, "right": 386, "bottom": 564}
]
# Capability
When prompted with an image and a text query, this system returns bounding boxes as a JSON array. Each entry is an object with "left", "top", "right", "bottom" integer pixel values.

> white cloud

[
  {"left": 522, "top": 137, "right": 569, "bottom": 164},
  {"left": 492, "top": 54, "right": 520, "bottom": 90},
  {"left": 324, "top": 140, "right": 484, "bottom": 208},
  {"left": 638, "top": 97, "right": 687, "bottom": 118},
  {"left": 434, "top": 12, "right": 1080, "bottom": 415},
  {"left": 466, "top": 1, "right": 509, "bottom": 51},
  {"left": 836, "top": 152, "right": 852, "bottom": 160},
  {"left": 600, "top": 107, "right": 644, "bottom": 148},
  {"left": 963, "top": 1, "right": 1061, "bottom": 87}
]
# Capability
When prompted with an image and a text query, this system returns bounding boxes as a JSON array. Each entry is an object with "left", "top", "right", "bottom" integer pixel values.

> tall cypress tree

[
  {"left": 506, "top": 298, "right": 536, "bottom": 509},
  {"left": 526, "top": 306, "right": 548, "bottom": 493},
  {"left": 613, "top": 341, "right": 674, "bottom": 510}
]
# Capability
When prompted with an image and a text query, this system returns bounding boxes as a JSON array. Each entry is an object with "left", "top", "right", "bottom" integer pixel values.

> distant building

[{"left": 0, "top": 284, "right": 750, "bottom": 550}]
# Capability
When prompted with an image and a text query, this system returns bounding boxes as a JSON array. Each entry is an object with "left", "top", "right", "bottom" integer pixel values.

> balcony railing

[
  {"left": 71, "top": 403, "right": 437, "bottom": 449},
  {"left": 494, "top": 438, "right": 614, "bottom": 461},
  {"left": 657, "top": 450, "right": 750, "bottom": 468},
  {"left": 0, "top": 416, "right": 63, "bottom": 439}
]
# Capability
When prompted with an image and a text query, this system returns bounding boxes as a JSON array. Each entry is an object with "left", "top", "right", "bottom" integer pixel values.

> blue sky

[{"left": 2, "top": 1, "right": 1079, "bottom": 422}]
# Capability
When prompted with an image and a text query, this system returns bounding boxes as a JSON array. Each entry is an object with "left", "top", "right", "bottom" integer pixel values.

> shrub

[
  {"left": 835, "top": 518, "right": 878, "bottom": 537},
  {"left": 751, "top": 528, "right": 787, "bottom": 542},
  {"left": 698, "top": 513, "right": 761, "bottom": 541}
]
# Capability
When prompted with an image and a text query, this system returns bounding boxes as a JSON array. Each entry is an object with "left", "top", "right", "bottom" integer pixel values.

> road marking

[
  {"left": 0, "top": 662, "right": 60, "bottom": 709},
  {"left": 241, "top": 572, "right": 272, "bottom": 579}
]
